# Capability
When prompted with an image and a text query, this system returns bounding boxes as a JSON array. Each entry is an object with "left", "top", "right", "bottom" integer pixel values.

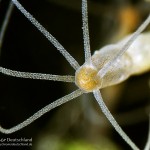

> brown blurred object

[{"left": 115, "top": 5, "right": 140, "bottom": 41}]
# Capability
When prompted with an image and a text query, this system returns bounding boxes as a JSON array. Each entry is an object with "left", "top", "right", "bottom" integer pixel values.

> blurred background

[{"left": 0, "top": 0, "right": 150, "bottom": 149}]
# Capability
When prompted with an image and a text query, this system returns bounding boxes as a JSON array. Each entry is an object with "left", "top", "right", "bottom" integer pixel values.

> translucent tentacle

[
  {"left": 11, "top": 0, "right": 80, "bottom": 70},
  {"left": 82, "top": 0, "right": 91, "bottom": 64},
  {"left": 0, "top": 1, "right": 14, "bottom": 53},
  {"left": 144, "top": 115, "right": 150, "bottom": 150},
  {"left": 93, "top": 90, "right": 139, "bottom": 150},
  {"left": 0, "top": 89, "right": 83, "bottom": 134},
  {"left": 0, "top": 66, "right": 75, "bottom": 82}
]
